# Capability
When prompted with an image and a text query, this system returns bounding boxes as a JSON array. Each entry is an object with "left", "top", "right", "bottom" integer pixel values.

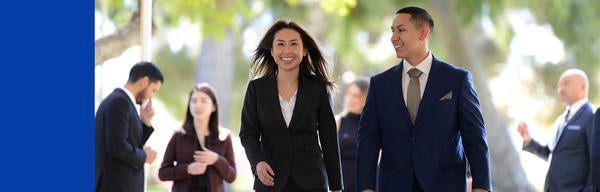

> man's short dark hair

[
  {"left": 127, "top": 61, "right": 164, "bottom": 84},
  {"left": 396, "top": 6, "right": 434, "bottom": 32}
]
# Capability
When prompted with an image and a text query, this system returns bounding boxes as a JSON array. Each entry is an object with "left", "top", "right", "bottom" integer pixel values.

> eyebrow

[
  {"left": 275, "top": 39, "right": 299, "bottom": 42},
  {"left": 391, "top": 24, "right": 405, "bottom": 30}
]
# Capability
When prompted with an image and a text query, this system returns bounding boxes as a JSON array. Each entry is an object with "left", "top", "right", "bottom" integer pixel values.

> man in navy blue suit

[
  {"left": 518, "top": 69, "right": 593, "bottom": 192},
  {"left": 95, "top": 61, "right": 164, "bottom": 192},
  {"left": 356, "top": 6, "right": 491, "bottom": 192}
]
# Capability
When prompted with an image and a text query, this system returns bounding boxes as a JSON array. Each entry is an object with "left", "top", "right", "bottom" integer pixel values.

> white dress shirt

[
  {"left": 119, "top": 86, "right": 140, "bottom": 115},
  {"left": 402, "top": 52, "right": 433, "bottom": 106},
  {"left": 548, "top": 98, "right": 588, "bottom": 152},
  {"left": 279, "top": 90, "right": 297, "bottom": 127}
]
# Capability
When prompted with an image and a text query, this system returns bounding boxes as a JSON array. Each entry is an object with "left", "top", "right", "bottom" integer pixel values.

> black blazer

[
  {"left": 524, "top": 102, "right": 594, "bottom": 192},
  {"left": 240, "top": 74, "right": 343, "bottom": 191},
  {"left": 95, "top": 88, "right": 154, "bottom": 192}
]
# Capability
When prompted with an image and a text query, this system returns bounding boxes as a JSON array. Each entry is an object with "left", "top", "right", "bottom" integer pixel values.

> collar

[
  {"left": 403, "top": 51, "right": 432, "bottom": 75},
  {"left": 566, "top": 98, "right": 588, "bottom": 119},
  {"left": 119, "top": 86, "right": 137, "bottom": 106}
]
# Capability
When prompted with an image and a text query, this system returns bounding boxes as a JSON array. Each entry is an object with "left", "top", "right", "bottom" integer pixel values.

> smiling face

[
  {"left": 390, "top": 13, "right": 429, "bottom": 63},
  {"left": 271, "top": 28, "right": 306, "bottom": 73}
]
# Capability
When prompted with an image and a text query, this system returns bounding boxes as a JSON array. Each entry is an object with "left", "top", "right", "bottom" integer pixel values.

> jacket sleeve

[
  {"left": 522, "top": 139, "right": 550, "bottom": 161},
  {"left": 211, "top": 135, "right": 237, "bottom": 183},
  {"left": 158, "top": 133, "right": 192, "bottom": 181},
  {"left": 457, "top": 71, "right": 492, "bottom": 191},
  {"left": 142, "top": 124, "right": 154, "bottom": 144},
  {"left": 356, "top": 77, "right": 381, "bottom": 191},
  {"left": 239, "top": 81, "right": 265, "bottom": 175},
  {"left": 318, "top": 87, "right": 343, "bottom": 191},
  {"left": 105, "top": 97, "right": 146, "bottom": 170}
]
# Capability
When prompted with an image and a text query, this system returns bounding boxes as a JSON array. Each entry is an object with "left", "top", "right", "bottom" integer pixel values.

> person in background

[
  {"left": 517, "top": 69, "right": 593, "bottom": 192},
  {"left": 356, "top": 6, "right": 491, "bottom": 192},
  {"left": 239, "top": 19, "right": 343, "bottom": 192},
  {"left": 95, "top": 61, "right": 164, "bottom": 192},
  {"left": 336, "top": 78, "right": 369, "bottom": 192},
  {"left": 158, "top": 83, "right": 236, "bottom": 192}
]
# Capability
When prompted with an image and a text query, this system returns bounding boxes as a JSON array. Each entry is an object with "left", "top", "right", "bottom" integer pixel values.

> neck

[
  {"left": 277, "top": 70, "right": 299, "bottom": 84},
  {"left": 194, "top": 119, "right": 210, "bottom": 136},
  {"left": 406, "top": 50, "right": 429, "bottom": 66},
  {"left": 124, "top": 83, "right": 138, "bottom": 95}
]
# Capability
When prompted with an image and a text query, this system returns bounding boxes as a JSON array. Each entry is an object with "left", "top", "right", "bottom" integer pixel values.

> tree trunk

[
  {"left": 95, "top": 12, "right": 141, "bottom": 65},
  {"left": 196, "top": 28, "right": 235, "bottom": 128},
  {"left": 427, "top": 0, "right": 536, "bottom": 191},
  {"left": 95, "top": 0, "right": 157, "bottom": 66}
]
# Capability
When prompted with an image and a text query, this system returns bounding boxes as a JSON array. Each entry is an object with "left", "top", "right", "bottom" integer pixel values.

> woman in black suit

[
  {"left": 239, "top": 20, "right": 342, "bottom": 192},
  {"left": 335, "top": 78, "right": 369, "bottom": 192}
]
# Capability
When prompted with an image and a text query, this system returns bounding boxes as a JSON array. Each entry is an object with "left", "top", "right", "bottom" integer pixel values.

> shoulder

[
  {"left": 582, "top": 102, "right": 595, "bottom": 117},
  {"left": 171, "top": 129, "right": 188, "bottom": 139},
  {"left": 433, "top": 58, "right": 469, "bottom": 77},
  {"left": 249, "top": 74, "right": 273, "bottom": 86},
  {"left": 371, "top": 63, "right": 400, "bottom": 80},
  {"left": 302, "top": 75, "right": 328, "bottom": 93},
  {"left": 218, "top": 127, "right": 232, "bottom": 141},
  {"left": 98, "top": 90, "right": 132, "bottom": 112}
]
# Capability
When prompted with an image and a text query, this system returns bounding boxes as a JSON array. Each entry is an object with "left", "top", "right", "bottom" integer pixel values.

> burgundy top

[{"left": 159, "top": 129, "right": 236, "bottom": 192}]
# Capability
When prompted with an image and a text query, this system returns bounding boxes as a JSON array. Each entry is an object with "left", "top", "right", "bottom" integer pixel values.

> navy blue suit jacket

[
  {"left": 95, "top": 88, "right": 154, "bottom": 192},
  {"left": 523, "top": 102, "right": 593, "bottom": 192},
  {"left": 356, "top": 57, "right": 492, "bottom": 191},
  {"left": 592, "top": 108, "right": 600, "bottom": 192}
]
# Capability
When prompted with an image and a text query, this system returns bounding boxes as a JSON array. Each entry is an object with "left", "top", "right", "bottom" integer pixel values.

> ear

[
  {"left": 419, "top": 26, "right": 430, "bottom": 41},
  {"left": 303, "top": 49, "right": 308, "bottom": 57},
  {"left": 139, "top": 76, "right": 150, "bottom": 88}
]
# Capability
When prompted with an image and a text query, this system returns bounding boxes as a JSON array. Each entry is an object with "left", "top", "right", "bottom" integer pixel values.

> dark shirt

[
  {"left": 338, "top": 112, "right": 361, "bottom": 192},
  {"left": 189, "top": 139, "right": 209, "bottom": 192}
]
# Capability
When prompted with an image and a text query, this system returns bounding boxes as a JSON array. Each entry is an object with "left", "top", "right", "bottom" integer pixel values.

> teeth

[
  {"left": 394, "top": 45, "right": 402, "bottom": 48},
  {"left": 282, "top": 57, "right": 293, "bottom": 61}
]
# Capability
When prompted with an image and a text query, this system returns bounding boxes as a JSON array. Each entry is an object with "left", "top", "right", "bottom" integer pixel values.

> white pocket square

[
  {"left": 567, "top": 125, "right": 581, "bottom": 130},
  {"left": 439, "top": 91, "right": 452, "bottom": 101}
]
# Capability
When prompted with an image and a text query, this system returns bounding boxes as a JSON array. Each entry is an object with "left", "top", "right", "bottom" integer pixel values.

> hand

[
  {"left": 472, "top": 188, "right": 488, "bottom": 192},
  {"left": 140, "top": 99, "right": 155, "bottom": 126},
  {"left": 332, "top": 190, "right": 341, "bottom": 192},
  {"left": 256, "top": 161, "right": 275, "bottom": 186},
  {"left": 361, "top": 190, "right": 375, "bottom": 192},
  {"left": 193, "top": 149, "right": 219, "bottom": 165},
  {"left": 144, "top": 146, "right": 157, "bottom": 163},
  {"left": 517, "top": 121, "right": 531, "bottom": 144},
  {"left": 187, "top": 162, "right": 207, "bottom": 175}
]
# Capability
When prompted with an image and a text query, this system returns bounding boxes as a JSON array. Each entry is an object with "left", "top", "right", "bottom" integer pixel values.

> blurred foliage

[
  {"left": 98, "top": 0, "right": 600, "bottom": 150},
  {"left": 152, "top": 46, "right": 197, "bottom": 121}
]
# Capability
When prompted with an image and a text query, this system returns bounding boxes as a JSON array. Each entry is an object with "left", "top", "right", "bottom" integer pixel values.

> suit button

[{"left": 412, "top": 137, "right": 416, "bottom": 142}]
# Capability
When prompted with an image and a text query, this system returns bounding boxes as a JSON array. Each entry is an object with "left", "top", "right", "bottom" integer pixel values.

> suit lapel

[
  {"left": 389, "top": 60, "right": 410, "bottom": 124},
  {"left": 556, "top": 102, "right": 590, "bottom": 145},
  {"left": 413, "top": 58, "right": 441, "bottom": 126},
  {"left": 288, "top": 77, "right": 306, "bottom": 131},
  {"left": 267, "top": 74, "right": 291, "bottom": 130},
  {"left": 114, "top": 88, "right": 143, "bottom": 145}
]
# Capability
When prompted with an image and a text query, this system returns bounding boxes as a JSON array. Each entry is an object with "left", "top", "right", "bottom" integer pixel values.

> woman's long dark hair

[
  {"left": 182, "top": 83, "right": 220, "bottom": 142},
  {"left": 250, "top": 19, "right": 333, "bottom": 88}
]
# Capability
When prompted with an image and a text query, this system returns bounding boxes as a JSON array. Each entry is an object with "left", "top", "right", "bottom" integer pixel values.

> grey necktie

[
  {"left": 554, "top": 109, "right": 570, "bottom": 145},
  {"left": 407, "top": 68, "right": 422, "bottom": 125}
]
